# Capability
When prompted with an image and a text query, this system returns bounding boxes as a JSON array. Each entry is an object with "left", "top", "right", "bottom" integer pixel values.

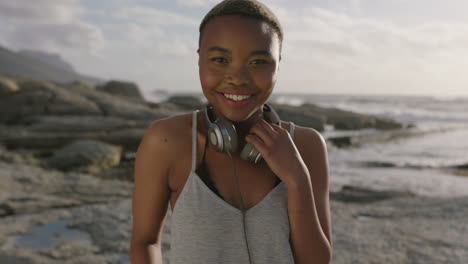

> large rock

[
  {"left": 272, "top": 103, "right": 326, "bottom": 131},
  {"left": 0, "top": 78, "right": 167, "bottom": 125},
  {"left": 0, "top": 126, "right": 147, "bottom": 150},
  {"left": 330, "top": 186, "right": 468, "bottom": 264},
  {"left": 96, "top": 80, "right": 144, "bottom": 101},
  {"left": 300, "top": 103, "right": 403, "bottom": 130},
  {"left": 325, "top": 126, "right": 445, "bottom": 148},
  {"left": 0, "top": 76, "right": 19, "bottom": 95},
  {"left": 0, "top": 144, "right": 27, "bottom": 164},
  {"left": 0, "top": 160, "right": 132, "bottom": 217},
  {"left": 0, "top": 159, "right": 131, "bottom": 262},
  {"left": 63, "top": 81, "right": 164, "bottom": 121},
  {"left": 0, "top": 199, "right": 131, "bottom": 264},
  {"left": 0, "top": 76, "right": 172, "bottom": 151},
  {"left": 0, "top": 79, "right": 102, "bottom": 124},
  {"left": 20, "top": 115, "right": 143, "bottom": 133},
  {"left": 271, "top": 102, "right": 404, "bottom": 132},
  {"left": 1, "top": 152, "right": 468, "bottom": 263},
  {"left": 166, "top": 95, "right": 205, "bottom": 110},
  {"left": 45, "top": 140, "right": 122, "bottom": 171}
]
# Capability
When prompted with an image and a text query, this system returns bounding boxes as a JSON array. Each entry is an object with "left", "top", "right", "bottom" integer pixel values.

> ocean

[{"left": 150, "top": 92, "right": 468, "bottom": 198}]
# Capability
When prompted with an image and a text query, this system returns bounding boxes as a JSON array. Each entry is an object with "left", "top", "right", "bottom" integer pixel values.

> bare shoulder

[
  {"left": 289, "top": 123, "right": 329, "bottom": 186},
  {"left": 131, "top": 112, "right": 193, "bottom": 246},
  {"left": 293, "top": 124, "right": 327, "bottom": 155},
  {"left": 140, "top": 112, "right": 195, "bottom": 186},
  {"left": 288, "top": 124, "right": 332, "bottom": 245},
  {"left": 144, "top": 112, "right": 193, "bottom": 147}
]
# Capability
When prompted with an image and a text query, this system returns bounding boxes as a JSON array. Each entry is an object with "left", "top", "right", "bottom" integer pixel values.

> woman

[{"left": 130, "top": 1, "right": 332, "bottom": 263}]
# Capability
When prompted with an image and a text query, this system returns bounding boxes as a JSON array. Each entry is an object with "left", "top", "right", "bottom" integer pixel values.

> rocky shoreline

[{"left": 1, "top": 75, "right": 467, "bottom": 263}]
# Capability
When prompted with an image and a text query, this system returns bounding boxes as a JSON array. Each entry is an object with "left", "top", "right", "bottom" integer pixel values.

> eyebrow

[{"left": 207, "top": 46, "right": 273, "bottom": 57}]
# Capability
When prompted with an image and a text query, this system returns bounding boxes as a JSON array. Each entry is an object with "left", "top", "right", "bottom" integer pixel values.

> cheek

[
  {"left": 253, "top": 67, "right": 278, "bottom": 88},
  {"left": 199, "top": 65, "right": 224, "bottom": 90}
]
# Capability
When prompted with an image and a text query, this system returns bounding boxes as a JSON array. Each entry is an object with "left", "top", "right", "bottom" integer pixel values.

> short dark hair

[{"left": 198, "top": 0, "right": 283, "bottom": 52}]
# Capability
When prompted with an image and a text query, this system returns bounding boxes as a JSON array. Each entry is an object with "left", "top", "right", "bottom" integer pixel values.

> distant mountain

[
  {"left": 0, "top": 45, "right": 102, "bottom": 85},
  {"left": 18, "top": 49, "right": 77, "bottom": 73}
]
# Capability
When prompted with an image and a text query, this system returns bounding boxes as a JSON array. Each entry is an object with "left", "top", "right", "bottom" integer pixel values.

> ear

[{"left": 197, "top": 48, "right": 201, "bottom": 66}]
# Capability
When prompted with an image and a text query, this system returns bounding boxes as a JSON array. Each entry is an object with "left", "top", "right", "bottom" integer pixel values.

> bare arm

[
  {"left": 245, "top": 121, "right": 333, "bottom": 263},
  {"left": 287, "top": 127, "right": 332, "bottom": 263},
  {"left": 130, "top": 120, "right": 174, "bottom": 264}
]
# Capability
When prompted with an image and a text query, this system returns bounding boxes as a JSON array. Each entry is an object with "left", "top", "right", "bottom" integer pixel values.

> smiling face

[{"left": 198, "top": 15, "right": 281, "bottom": 122}]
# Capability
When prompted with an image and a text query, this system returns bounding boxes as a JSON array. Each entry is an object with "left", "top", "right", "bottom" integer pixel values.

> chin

[{"left": 223, "top": 106, "right": 263, "bottom": 123}]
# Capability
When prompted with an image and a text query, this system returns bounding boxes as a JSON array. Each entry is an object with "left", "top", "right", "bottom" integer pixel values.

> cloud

[
  {"left": 101, "top": 22, "right": 193, "bottom": 57},
  {"left": 106, "top": 7, "right": 197, "bottom": 57},
  {"left": 115, "top": 6, "right": 199, "bottom": 26},
  {"left": 4, "top": 22, "right": 104, "bottom": 54},
  {"left": 175, "top": 0, "right": 219, "bottom": 7},
  {"left": 271, "top": 6, "right": 468, "bottom": 95},
  {"left": 281, "top": 7, "right": 468, "bottom": 62},
  {"left": 3, "top": 0, "right": 467, "bottom": 96},
  {"left": 0, "top": 0, "right": 81, "bottom": 23},
  {"left": 0, "top": 0, "right": 103, "bottom": 54},
  {"left": 116, "top": 23, "right": 165, "bottom": 44},
  {"left": 157, "top": 39, "right": 193, "bottom": 56}
]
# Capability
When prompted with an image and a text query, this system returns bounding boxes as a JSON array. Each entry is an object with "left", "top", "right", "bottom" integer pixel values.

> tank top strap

[
  {"left": 289, "top": 122, "right": 295, "bottom": 140},
  {"left": 191, "top": 110, "right": 199, "bottom": 171}
]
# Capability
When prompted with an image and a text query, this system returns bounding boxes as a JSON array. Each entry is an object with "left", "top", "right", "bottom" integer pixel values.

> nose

[{"left": 225, "top": 65, "right": 250, "bottom": 86}]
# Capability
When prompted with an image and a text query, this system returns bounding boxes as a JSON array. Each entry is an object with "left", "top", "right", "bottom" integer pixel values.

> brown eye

[
  {"left": 250, "top": 59, "right": 269, "bottom": 65},
  {"left": 210, "top": 57, "right": 228, "bottom": 64}
]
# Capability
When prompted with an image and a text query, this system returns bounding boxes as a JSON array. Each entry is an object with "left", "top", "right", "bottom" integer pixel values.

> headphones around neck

[{"left": 204, "top": 103, "right": 281, "bottom": 164}]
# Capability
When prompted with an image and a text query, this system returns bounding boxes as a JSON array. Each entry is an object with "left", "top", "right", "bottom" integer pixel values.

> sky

[{"left": 1, "top": 0, "right": 468, "bottom": 98}]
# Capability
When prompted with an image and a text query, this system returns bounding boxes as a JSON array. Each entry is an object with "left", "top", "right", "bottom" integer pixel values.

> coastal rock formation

[
  {"left": 96, "top": 81, "right": 144, "bottom": 101},
  {"left": 161, "top": 97, "right": 404, "bottom": 133},
  {"left": 2, "top": 150, "right": 467, "bottom": 264},
  {"left": 0, "top": 77, "right": 174, "bottom": 150},
  {"left": 281, "top": 103, "right": 404, "bottom": 131},
  {"left": 272, "top": 103, "right": 326, "bottom": 131},
  {"left": 0, "top": 158, "right": 131, "bottom": 217},
  {"left": 44, "top": 140, "right": 122, "bottom": 172},
  {"left": 0, "top": 76, "right": 19, "bottom": 95},
  {"left": 0, "top": 79, "right": 101, "bottom": 124},
  {"left": 3, "top": 74, "right": 462, "bottom": 263},
  {"left": 0, "top": 74, "right": 412, "bottom": 150},
  {"left": 331, "top": 186, "right": 468, "bottom": 264},
  {"left": 166, "top": 95, "right": 206, "bottom": 110}
]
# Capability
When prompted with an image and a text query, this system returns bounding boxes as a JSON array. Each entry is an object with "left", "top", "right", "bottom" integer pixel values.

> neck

[
  {"left": 232, "top": 109, "right": 263, "bottom": 140},
  {"left": 208, "top": 105, "right": 264, "bottom": 146}
]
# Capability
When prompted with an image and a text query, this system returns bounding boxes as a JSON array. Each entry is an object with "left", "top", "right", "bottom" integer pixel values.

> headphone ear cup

[
  {"left": 207, "top": 123, "right": 224, "bottom": 152},
  {"left": 263, "top": 103, "right": 281, "bottom": 125},
  {"left": 240, "top": 142, "right": 262, "bottom": 164},
  {"left": 218, "top": 117, "right": 238, "bottom": 153}
]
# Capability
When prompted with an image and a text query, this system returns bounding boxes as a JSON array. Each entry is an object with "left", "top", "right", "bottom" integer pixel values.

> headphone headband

[{"left": 204, "top": 103, "right": 280, "bottom": 163}]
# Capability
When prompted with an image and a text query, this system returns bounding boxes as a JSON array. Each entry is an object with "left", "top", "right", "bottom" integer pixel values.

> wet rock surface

[
  {"left": 2, "top": 75, "right": 465, "bottom": 263},
  {"left": 96, "top": 81, "right": 144, "bottom": 101},
  {"left": 331, "top": 188, "right": 468, "bottom": 264},
  {"left": 44, "top": 139, "right": 122, "bottom": 171},
  {"left": 0, "top": 76, "right": 20, "bottom": 95}
]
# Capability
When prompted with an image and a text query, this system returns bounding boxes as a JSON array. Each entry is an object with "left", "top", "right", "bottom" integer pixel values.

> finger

[
  {"left": 245, "top": 134, "right": 268, "bottom": 154},
  {"left": 249, "top": 124, "right": 275, "bottom": 146},
  {"left": 258, "top": 119, "right": 278, "bottom": 137},
  {"left": 270, "top": 122, "right": 282, "bottom": 129},
  {"left": 271, "top": 122, "right": 288, "bottom": 135}
]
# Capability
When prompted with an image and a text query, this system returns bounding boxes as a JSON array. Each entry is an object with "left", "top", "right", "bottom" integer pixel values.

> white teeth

[{"left": 223, "top": 93, "right": 251, "bottom": 101}]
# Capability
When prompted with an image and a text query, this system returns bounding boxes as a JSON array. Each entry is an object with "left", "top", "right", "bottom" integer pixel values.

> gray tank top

[{"left": 160, "top": 110, "right": 296, "bottom": 264}]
